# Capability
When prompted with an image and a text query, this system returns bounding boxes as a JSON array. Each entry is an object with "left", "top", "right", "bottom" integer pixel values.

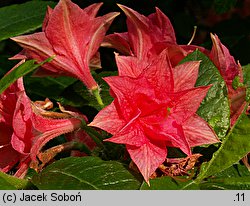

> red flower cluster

[
  {"left": 11, "top": 0, "right": 119, "bottom": 92},
  {"left": 0, "top": 73, "right": 87, "bottom": 177},
  {"left": 89, "top": 5, "right": 246, "bottom": 183},
  {"left": 0, "top": 0, "right": 246, "bottom": 184}
]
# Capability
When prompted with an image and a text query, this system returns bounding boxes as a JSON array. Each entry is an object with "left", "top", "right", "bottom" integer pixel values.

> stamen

[{"left": 187, "top": 26, "right": 197, "bottom": 45}]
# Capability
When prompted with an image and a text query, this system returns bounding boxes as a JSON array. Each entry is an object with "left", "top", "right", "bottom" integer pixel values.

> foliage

[{"left": 0, "top": 0, "right": 249, "bottom": 190}]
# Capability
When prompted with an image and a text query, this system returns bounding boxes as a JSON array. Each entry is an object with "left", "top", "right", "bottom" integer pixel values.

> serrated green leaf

[
  {"left": 140, "top": 176, "right": 199, "bottom": 190},
  {"left": 0, "top": 171, "right": 31, "bottom": 189},
  {"left": 31, "top": 157, "right": 142, "bottom": 190},
  {"left": 196, "top": 108, "right": 250, "bottom": 182},
  {"left": 0, "top": 57, "right": 53, "bottom": 95},
  {"left": 181, "top": 50, "right": 230, "bottom": 138},
  {"left": 0, "top": 1, "right": 56, "bottom": 41}
]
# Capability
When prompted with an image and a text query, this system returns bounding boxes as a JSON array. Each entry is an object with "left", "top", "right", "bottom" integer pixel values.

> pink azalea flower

[
  {"left": 0, "top": 76, "right": 88, "bottom": 178},
  {"left": 102, "top": 5, "right": 207, "bottom": 66},
  {"left": 89, "top": 50, "right": 219, "bottom": 183},
  {"left": 209, "top": 34, "right": 247, "bottom": 126},
  {"left": 11, "top": 0, "right": 119, "bottom": 91}
]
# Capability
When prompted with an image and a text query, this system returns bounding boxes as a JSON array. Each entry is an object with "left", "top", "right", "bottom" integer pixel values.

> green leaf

[
  {"left": 181, "top": 50, "right": 230, "bottom": 138},
  {"left": 140, "top": 176, "right": 199, "bottom": 190},
  {"left": 243, "top": 64, "right": 250, "bottom": 102},
  {"left": 31, "top": 157, "right": 142, "bottom": 189},
  {"left": 59, "top": 71, "right": 116, "bottom": 111},
  {"left": 200, "top": 177, "right": 250, "bottom": 190},
  {"left": 0, "top": 171, "right": 31, "bottom": 189},
  {"left": 24, "top": 75, "right": 77, "bottom": 100},
  {"left": 0, "top": 1, "right": 56, "bottom": 41},
  {"left": 0, "top": 57, "right": 53, "bottom": 95},
  {"left": 196, "top": 108, "right": 250, "bottom": 182}
]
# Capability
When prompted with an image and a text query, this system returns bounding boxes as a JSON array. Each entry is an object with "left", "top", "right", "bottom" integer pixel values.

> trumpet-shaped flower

[
  {"left": 89, "top": 51, "right": 219, "bottom": 183},
  {"left": 210, "top": 34, "right": 247, "bottom": 126},
  {"left": 102, "top": 5, "right": 207, "bottom": 66},
  {"left": 0, "top": 76, "right": 88, "bottom": 178},
  {"left": 11, "top": 0, "right": 119, "bottom": 91}
]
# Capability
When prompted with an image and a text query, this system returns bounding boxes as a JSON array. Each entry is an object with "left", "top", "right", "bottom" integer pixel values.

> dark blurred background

[{"left": 1, "top": 0, "right": 249, "bottom": 65}]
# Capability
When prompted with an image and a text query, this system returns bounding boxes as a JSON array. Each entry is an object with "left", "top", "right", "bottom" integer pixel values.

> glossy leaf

[
  {"left": 196, "top": 109, "right": 250, "bottom": 182},
  {"left": 200, "top": 177, "right": 250, "bottom": 190},
  {"left": 59, "top": 71, "right": 117, "bottom": 110},
  {"left": 181, "top": 50, "right": 230, "bottom": 138},
  {"left": 0, "top": 57, "right": 53, "bottom": 95},
  {"left": 0, "top": 1, "right": 56, "bottom": 41},
  {"left": 140, "top": 176, "right": 199, "bottom": 190},
  {"left": 0, "top": 171, "right": 30, "bottom": 189},
  {"left": 243, "top": 64, "right": 250, "bottom": 101},
  {"left": 32, "top": 157, "right": 142, "bottom": 189},
  {"left": 24, "top": 75, "right": 77, "bottom": 99}
]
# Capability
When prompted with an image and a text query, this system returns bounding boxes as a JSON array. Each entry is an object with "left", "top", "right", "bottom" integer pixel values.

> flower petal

[
  {"left": 102, "top": 32, "right": 132, "bottom": 55},
  {"left": 88, "top": 101, "right": 126, "bottom": 135},
  {"left": 170, "top": 86, "right": 211, "bottom": 123},
  {"left": 210, "top": 33, "right": 239, "bottom": 83},
  {"left": 83, "top": 2, "right": 103, "bottom": 17},
  {"left": 104, "top": 75, "right": 155, "bottom": 120},
  {"left": 0, "top": 145, "right": 20, "bottom": 173},
  {"left": 173, "top": 61, "right": 200, "bottom": 91},
  {"left": 183, "top": 114, "right": 220, "bottom": 147},
  {"left": 142, "top": 49, "right": 174, "bottom": 96},
  {"left": 115, "top": 54, "right": 148, "bottom": 77},
  {"left": 118, "top": 4, "right": 152, "bottom": 59},
  {"left": 127, "top": 141, "right": 166, "bottom": 184},
  {"left": 148, "top": 7, "right": 176, "bottom": 44}
]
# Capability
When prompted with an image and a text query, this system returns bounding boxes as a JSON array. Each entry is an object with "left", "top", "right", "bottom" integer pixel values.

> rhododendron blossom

[
  {"left": 0, "top": 76, "right": 90, "bottom": 178},
  {"left": 89, "top": 51, "right": 219, "bottom": 183},
  {"left": 11, "top": 0, "right": 119, "bottom": 91},
  {"left": 103, "top": 5, "right": 247, "bottom": 127},
  {"left": 209, "top": 34, "right": 247, "bottom": 126},
  {"left": 102, "top": 4, "right": 207, "bottom": 66}
]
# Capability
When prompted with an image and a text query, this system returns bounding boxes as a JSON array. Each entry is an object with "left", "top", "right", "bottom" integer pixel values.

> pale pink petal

[
  {"left": 183, "top": 114, "right": 220, "bottom": 147},
  {"left": 127, "top": 141, "right": 166, "bottom": 183},
  {"left": 173, "top": 61, "right": 200, "bottom": 91}
]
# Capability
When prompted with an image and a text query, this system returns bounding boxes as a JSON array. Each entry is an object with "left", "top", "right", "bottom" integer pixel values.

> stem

[{"left": 92, "top": 87, "right": 104, "bottom": 108}]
